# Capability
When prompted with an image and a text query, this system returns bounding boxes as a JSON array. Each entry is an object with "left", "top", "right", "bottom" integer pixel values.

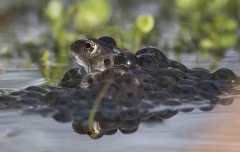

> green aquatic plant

[
  {"left": 74, "top": 0, "right": 111, "bottom": 30},
  {"left": 44, "top": 0, "right": 79, "bottom": 79},
  {"left": 134, "top": 14, "right": 155, "bottom": 51},
  {"left": 42, "top": 0, "right": 114, "bottom": 79},
  {"left": 3, "top": 0, "right": 238, "bottom": 79},
  {"left": 174, "top": 0, "right": 239, "bottom": 69},
  {"left": 43, "top": 0, "right": 156, "bottom": 78}
]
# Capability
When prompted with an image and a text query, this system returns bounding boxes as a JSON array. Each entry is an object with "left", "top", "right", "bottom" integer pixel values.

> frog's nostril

[{"left": 104, "top": 58, "right": 111, "bottom": 65}]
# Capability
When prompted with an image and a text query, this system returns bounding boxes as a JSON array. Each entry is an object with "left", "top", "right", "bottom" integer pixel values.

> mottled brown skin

[
  {"left": 91, "top": 53, "right": 117, "bottom": 72},
  {"left": 70, "top": 38, "right": 117, "bottom": 73}
]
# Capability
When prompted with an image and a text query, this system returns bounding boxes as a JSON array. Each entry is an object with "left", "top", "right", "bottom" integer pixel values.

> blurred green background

[{"left": 0, "top": 0, "right": 239, "bottom": 80}]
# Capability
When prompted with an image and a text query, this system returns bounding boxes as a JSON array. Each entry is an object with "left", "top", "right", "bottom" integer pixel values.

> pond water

[{"left": 0, "top": 50, "right": 240, "bottom": 152}]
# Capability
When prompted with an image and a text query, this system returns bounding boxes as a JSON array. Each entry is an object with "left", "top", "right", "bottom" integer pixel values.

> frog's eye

[{"left": 85, "top": 40, "right": 98, "bottom": 54}]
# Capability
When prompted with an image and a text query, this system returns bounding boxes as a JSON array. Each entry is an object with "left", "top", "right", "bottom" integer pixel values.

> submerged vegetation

[{"left": 0, "top": 0, "right": 239, "bottom": 80}]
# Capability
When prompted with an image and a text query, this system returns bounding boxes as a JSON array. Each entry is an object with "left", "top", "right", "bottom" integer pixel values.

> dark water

[{"left": 0, "top": 51, "right": 240, "bottom": 152}]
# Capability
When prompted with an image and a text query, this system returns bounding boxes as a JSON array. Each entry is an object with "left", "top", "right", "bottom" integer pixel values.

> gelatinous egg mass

[{"left": 1, "top": 36, "right": 239, "bottom": 139}]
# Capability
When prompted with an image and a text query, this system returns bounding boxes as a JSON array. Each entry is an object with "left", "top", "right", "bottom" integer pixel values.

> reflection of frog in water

[{"left": 1, "top": 36, "right": 240, "bottom": 139}]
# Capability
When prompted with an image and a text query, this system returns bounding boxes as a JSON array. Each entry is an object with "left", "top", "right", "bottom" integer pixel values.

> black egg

[
  {"left": 151, "top": 68, "right": 181, "bottom": 81},
  {"left": 211, "top": 68, "right": 238, "bottom": 84},
  {"left": 144, "top": 91, "right": 171, "bottom": 105},
  {"left": 114, "top": 52, "right": 139, "bottom": 67},
  {"left": 187, "top": 68, "right": 210, "bottom": 80},
  {"left": 141, "top": 115, "right": 163, "bottom": 124},
  {"left": 168, "top": 60, "right": 189, "bottom": 73},
  {"left": 88, "top": 80, "right": 119, "bottom": 101},
  {"left": 170, "top": 85, "right": 198, "bottom": 99},
  {"left": 100, "top": 68, "right": 125, "bottom": 81},
  {"left": 18, "top": 98, "right": 41, "bottom": 106},
  {"left": 52, "top": 106, "right": 72, "bottom": 123},
  {"left": 138, "top": 54, "right": 162, "bottom": 72},
  {"left": 154, "top": 110, "right": 179, "bottom": 119},
  {"left": 186, "top": 77, "right": 201, "bottom": 83},
  {"left": 80, "top": 70, "right": 101, "bottom": 88},
  {"left": 118, "top": 87, "right": 142, "bottom": 107},
  {"left": 154, "top": 76, "right": 179, "bottom": 91},
  {"left": 99, "top": 101, "right": 119, "bottom": 120},
  {"left": 130, "top": 68, "right": 149, "bottom": 75},
  {"left": 119, "top": 110, "right": 141, "bottom": 134},
  {"left": 72, "top": 120, "right": 88, "bottom": 134},
  {"left": 169, "top": 68, "right": 187, "bottom": 79},
  {"left": 194, "top": 80, "right": 222, "bottom": 101},
  {"left": 58, "top": 80, "right": 81, "bottom": 88},
  {"left": 138, "top": 83, "right": 156, "bottom": 95},
  {"left": 116, "top": 73, "right": 140, "bottom": 87},
  {"left": 42, "top": 90, "right": 64, "bottom": 104},
  {"left": 194, "top": 80, "right": 222, "bottom": 95},
  {"left": 0, "top": 95, "right": 17, "bottom": 105},
  {"left": 104, "top": 129, "right": 118, "bottom": 135},
  {"left": 137, "top": 103, "right": 154, "bottom": 120},
  {"left": 21, "top": 91, "right": 43, "bottom": 99},
  {"left": 137, "top": 74, "right": 154, "bottom": 83},
  {"left": 135, "top": 46, "right": 169, "bottom": 63},
  {"left": 9, "top": 91, "right": 27, "bottom": 96},
  {"left": 69, "top": 88, "right": 95, "bottom": 105},
  {"left": 98, "top": 36, "right": 118, "bottom": 50},
  {"left": 25, "top": 86, "right": 48, "bottom": 94},
  {"left": 70, "top": 104, "right": 90, "bottom": 122},
  {"left": 49, "top": 95, "right": 73, "bottom": 108},
  {"left": 119, "top": 122, "right": 139, "bottom": 134},
  {"left": 178, "top": 79, "right": 196, "bottom": 86}
]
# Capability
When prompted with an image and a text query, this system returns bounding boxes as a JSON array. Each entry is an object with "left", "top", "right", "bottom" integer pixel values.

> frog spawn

[
  {"left": 1, "top": 36, "right": 240, "bottom": 139},
  {"left": 56, "top": 37, "right": 240, "bottom": 138}
]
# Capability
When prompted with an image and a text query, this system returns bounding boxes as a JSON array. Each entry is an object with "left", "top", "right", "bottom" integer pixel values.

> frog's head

[{"left": 70, "top": 38, "right": 115, "bottom": 73}]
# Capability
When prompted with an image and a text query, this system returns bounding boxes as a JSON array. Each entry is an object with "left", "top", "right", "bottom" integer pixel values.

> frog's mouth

[
  {"left": 70, "top": 39, "right": 89, "bottom": 73},
  {"left": 71, "top": 51, "right": 89, "bottom": 73}
]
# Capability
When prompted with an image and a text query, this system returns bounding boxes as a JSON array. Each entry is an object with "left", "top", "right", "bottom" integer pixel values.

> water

[
  {"left": 0, "top": 51, "right": 240, "bottom": 152},
  {"left": 0, "top": 102, "right": 239, "bottom": 152}
]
